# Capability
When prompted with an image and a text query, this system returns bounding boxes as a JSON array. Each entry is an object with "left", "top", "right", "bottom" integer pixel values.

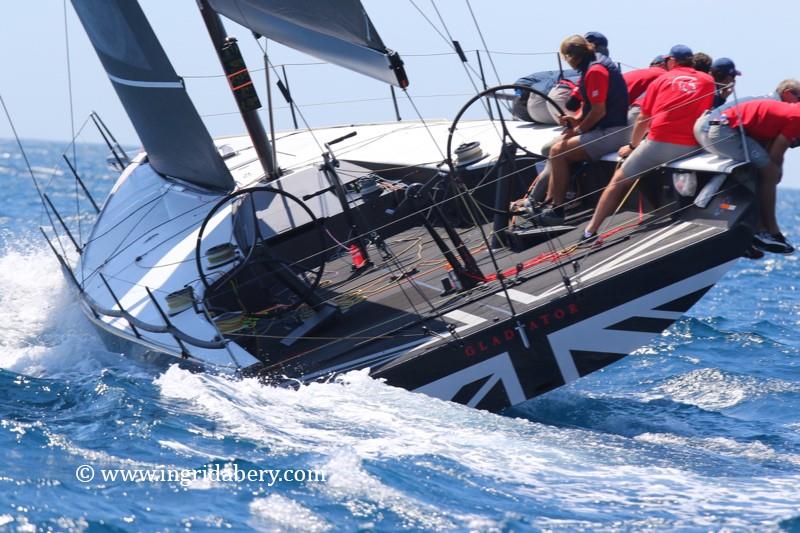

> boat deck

[{"left": 226, "top": 202, "right": 728, "bottom": 376}]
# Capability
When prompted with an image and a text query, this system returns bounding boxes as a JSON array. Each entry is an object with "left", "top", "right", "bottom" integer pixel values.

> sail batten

[
  {"left": 71, "top": 0, "right": 235, "bottom": 191},
  {"left": 207, "top": 0, "right": 408, "bottom": 87}
]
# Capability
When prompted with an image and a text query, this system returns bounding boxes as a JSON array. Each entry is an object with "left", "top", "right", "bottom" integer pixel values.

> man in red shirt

[
  {"left": 696, "top": 99, "right": 800, "bottom": 253},
  {"left": 624, "top": 63, "right": 668, "bottom": 125},
  {"left": 625, "top": 65, "right": 667, "bottom": 106},
  {"left": 582, "top": 45, "right": 715, "bottom": 241}
]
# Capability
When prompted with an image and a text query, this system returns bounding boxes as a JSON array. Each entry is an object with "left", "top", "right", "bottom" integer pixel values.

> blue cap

[
  {"left": 584, "top": 31, "right": 608, "bottom": 49},
  {"left": 650, "top": 54, "right": 667, "bottom": 67},
  {"left": 668, "top": 44, "right": 693, "bottom": 61},
  {"left": 711, "top": 57, "right": 741, "bottom": 77}
]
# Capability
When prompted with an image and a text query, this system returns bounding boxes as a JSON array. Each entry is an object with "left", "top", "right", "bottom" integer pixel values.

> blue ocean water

[{"left": 1, "top": 139, "right": 799, "bottom": 531}]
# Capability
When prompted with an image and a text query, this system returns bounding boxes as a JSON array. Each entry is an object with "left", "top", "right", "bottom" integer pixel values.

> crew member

[
  {"left": 693, "top": 79, "right": 800, "bottom": 147},
  {"left": 584, "top": 31, "right": 610, "bottom": 57},
  {"left": 710, "top": 57, "right": 741, "bottom": 108},
  {"left": 582, "top": 45, "right": 714, "bottom": 241},
  {"left": 519, "top": 34, "right": 629, "bottom": 226},
  {"left": 623, "top": 60, "right": 669, "bottom": 124},
  {"left": 772, "top": 79, "right": 800, "bottom": 103},
  {"left": 650, "top": 55, "right": 668, "bottom": 69},
  {"left": 695, "top": 99, "right": 799, "bottom": 253},
  {"left": 624, "top": 63, "right": 668, "bottom": 105},
  {"left": 516, "top": 32, "right": 611, "bottom": 208},
  {"left": 693, "top": 52, "right": 713, "bottom": 73}
]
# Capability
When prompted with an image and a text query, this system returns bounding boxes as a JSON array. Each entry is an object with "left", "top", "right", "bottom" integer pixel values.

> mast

[{"left": 197, "top": 0, "right": 279, "bottom": 180}]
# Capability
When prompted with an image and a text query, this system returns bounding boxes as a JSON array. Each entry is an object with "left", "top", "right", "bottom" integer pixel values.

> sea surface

[{"left": 1, "top": 139, "right": 799, "bottom": 532}]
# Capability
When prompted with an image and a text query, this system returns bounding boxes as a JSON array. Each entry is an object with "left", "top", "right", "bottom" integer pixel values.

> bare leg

[
  {"left": 758, "top": 163, "right": 782, "bottom": 234},
  {"left": 531, "top": 164, "right": 550, "bottom": 203},
  {"left": 547, "top": 136, "right": 589, "bottom": 206},
  {"left": 515, "top": 136, "right": 559, "bottom": 205},
  {"left": 586, "top": 167, "right": 632, "bottom": 234}
]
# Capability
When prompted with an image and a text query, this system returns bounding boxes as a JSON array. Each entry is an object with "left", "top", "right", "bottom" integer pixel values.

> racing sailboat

[{"left": 40, "top": 0, "right": 758, "bottom": 413}]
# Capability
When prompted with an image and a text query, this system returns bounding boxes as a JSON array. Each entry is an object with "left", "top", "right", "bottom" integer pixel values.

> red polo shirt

[
  {"left": 641, "top": 66, "right": 715, "bottom": 145},
  {"left": 583, "top": 64, "right": 609, "bottom": 104},
  {"left": 574, "top": 64, "right": 608, "bottom": 120},
  {"left": 623, "top": 66, "right": 666, "bottom": 105},
  {"left": 722, "top": 99, "right": 800, "bottom": 144}
]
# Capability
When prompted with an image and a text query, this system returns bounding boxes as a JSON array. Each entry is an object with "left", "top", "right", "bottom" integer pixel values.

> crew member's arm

[
  {"left": 576, "top": 102, "right": 606, "bottom": 134},
  {"left": 565, "top": 66, "right": 608, "bottom": 137},
  {"left": 618, "top": 112, "right": 651, "bottom": 158},
  {"left": 618, "top": 77, "right": 661, "bottom": 158},
  {"left": 561, "top": 104, "right": 606, "bottom": 134}
]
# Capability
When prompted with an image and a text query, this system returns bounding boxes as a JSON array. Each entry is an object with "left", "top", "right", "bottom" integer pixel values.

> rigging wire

[
  {"left": 57, "top": 12, "right": 744, "bottom": 352},
  {"left": 199, "top": 92, "right": 475, "bottom": 119},
  {"left": 464, "top": 0, "right": 503, "bottom": 87},
  {"left": 85, "top": 83, "right": 727, "bottom": 307},
  {"left": 88, "top": 170, "right": 741, "bottom": 357},
  {"left": 0, "top": 92, "right": 70, "bottom": 262},
  {"left": 63, "top": 0, "right": 82, "bottom": 259},
  {"left": 401, "top": 91, "right": 446, "bottom": 161},
  {"left": 405, "top": 0, "right": 498, "bottom": 124}
]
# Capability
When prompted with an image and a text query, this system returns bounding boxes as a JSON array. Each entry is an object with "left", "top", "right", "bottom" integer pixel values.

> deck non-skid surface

[{"left": 243, "top": 208, "right": 723, "bottom": 372}]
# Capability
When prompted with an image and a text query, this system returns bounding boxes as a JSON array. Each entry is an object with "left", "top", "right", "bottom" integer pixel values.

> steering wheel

[
  {"left": 445, "top": 83, "right": 566, "bottom": 170},
  {"left": 195, "top": 186, "right": 328, "bottom": 297}
]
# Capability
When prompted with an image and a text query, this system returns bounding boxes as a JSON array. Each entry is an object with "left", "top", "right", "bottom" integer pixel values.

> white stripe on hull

[{"left": 413, "top": 259, "right": 738, "bottom": 407}]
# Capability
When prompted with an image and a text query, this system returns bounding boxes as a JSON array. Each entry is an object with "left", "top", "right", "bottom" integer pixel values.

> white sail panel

[{"left": 207, "top": 0, "right": 408, "bottom": 87}]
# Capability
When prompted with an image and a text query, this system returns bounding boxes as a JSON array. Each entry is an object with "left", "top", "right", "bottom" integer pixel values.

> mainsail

[
  {"left": 207, "top": 0, "right": 409, "bottom": 87},
  {"left": 71, "top": 0, "right": 235, "bottom": 191}
]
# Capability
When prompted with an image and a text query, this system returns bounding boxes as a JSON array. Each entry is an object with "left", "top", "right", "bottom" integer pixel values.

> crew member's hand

[
  {"left": 510, "top": 197, "right": 526, "bottom": 212},
  {"left": 618, "top": 144, "right": 633, "bottom": 159},
  {"left": 558, "top": 115, "right": 577, "bottom": 128},
  {"left": 562, "top": 127, "right": 578, "bottom": 139}
]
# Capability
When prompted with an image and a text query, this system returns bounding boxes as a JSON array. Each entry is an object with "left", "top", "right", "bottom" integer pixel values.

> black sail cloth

[
  {"left": 207, "top": 0, "right": 408, "bottom": 87},
  {"left": 71, "top": 0, "right": 235, "bottom": 191}
]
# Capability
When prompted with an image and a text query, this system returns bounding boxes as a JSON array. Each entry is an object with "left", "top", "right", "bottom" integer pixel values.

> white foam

[
  {"left": 0, "top": 241, "right": 139, "bottom": 379},
  {"left": 320, "top": 450, "right": 456, "bottom": 530},
  {"left": 155, "top": 364, "right": 800, "bottom": 528},
  {"left": 643, "top": 368, "right": 799, "bottom": 410},
  {"left": 157, "top": 439, "right": 226, "bottom": 461},
  {"left": 249, "top": 495, "right": 331, "bottom": 532},
  {"left": 636, "top": 433, "right": 800, "bottom": 466}
]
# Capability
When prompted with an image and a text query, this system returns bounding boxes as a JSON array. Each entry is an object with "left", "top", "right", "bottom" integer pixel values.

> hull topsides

[{"left": 72, "top": 121, "right": 757, "bottom": 412}]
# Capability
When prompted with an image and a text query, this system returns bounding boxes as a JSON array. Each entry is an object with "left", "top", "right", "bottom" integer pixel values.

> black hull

[
  {"left": 244, "top": 173, "right": 757, "bottom": 412},
  {"left": 373, "top": 226, "right": 748, "bottom": 411}
]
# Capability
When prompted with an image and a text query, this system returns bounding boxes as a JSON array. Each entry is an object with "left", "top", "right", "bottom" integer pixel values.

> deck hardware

[
  {"left": 146, "top": 287, "right": 190, "bottom": 358},
  {"left": 166, "top": 286, "right": 195, "bottom": 316}
]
